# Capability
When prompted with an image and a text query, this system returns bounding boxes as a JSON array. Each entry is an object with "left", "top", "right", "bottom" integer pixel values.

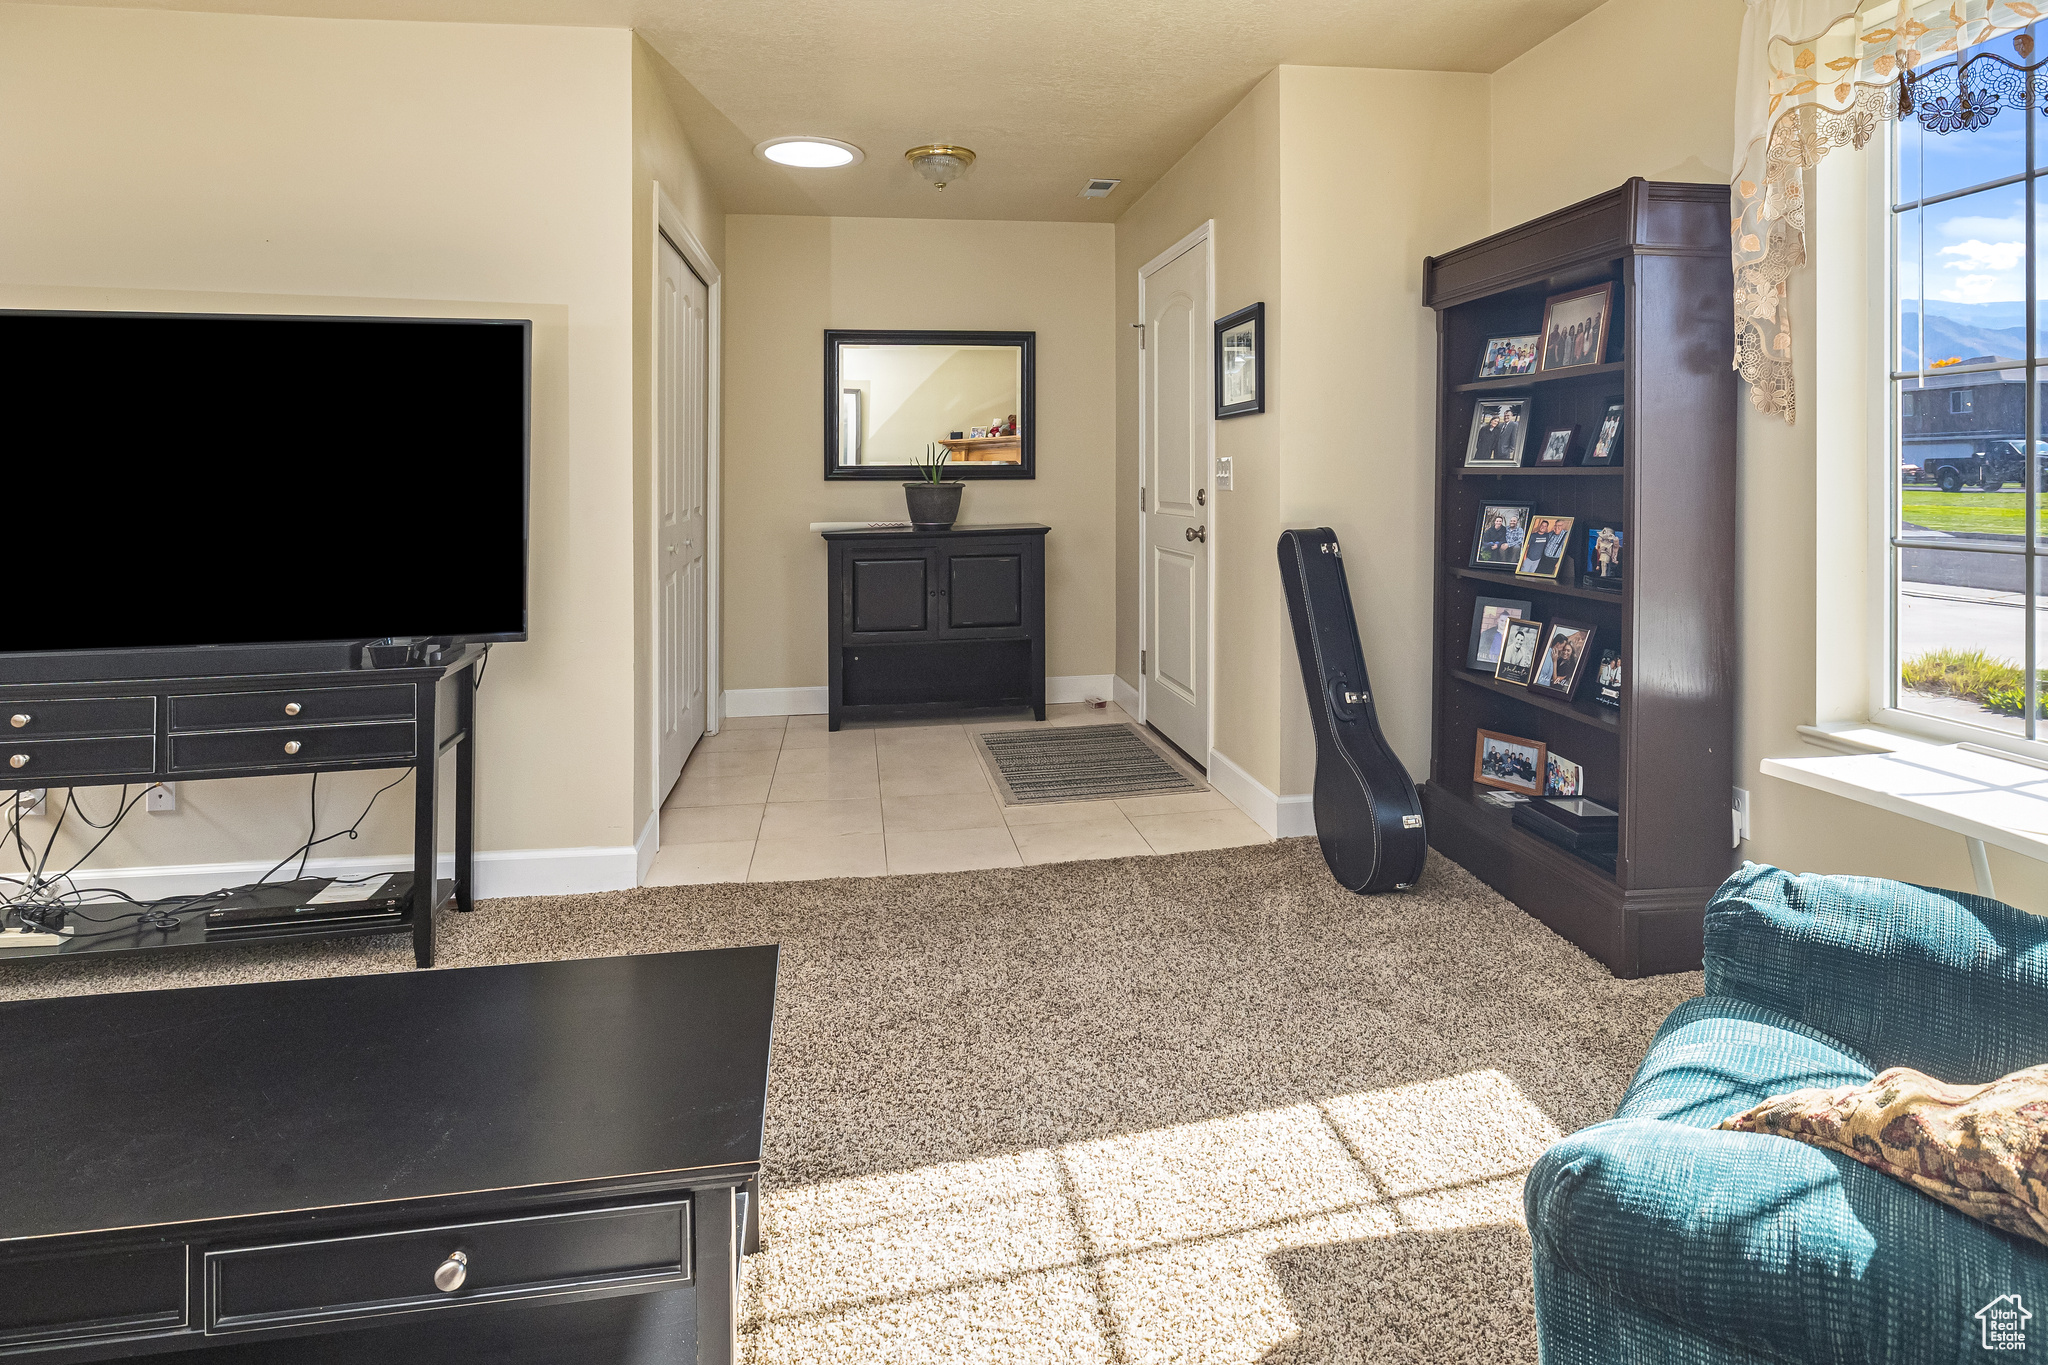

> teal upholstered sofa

[{"left": 1526, "top": 863, "right": 2048, "bottom": 1363}]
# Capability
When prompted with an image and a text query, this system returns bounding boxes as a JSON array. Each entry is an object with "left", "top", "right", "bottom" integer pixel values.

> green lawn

[{"left": 1901, "top": 489, "right": 2029, "bottom": 535}]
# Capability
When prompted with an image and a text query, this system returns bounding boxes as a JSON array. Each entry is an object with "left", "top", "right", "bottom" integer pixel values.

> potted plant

[{"left": 904, "top": 444, "right": 964, "bottom": 529}]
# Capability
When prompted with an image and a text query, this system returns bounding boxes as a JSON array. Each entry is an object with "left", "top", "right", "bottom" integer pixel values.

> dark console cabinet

[{"left": 824, "top": 524, "right": 1048, "bottom": 730}]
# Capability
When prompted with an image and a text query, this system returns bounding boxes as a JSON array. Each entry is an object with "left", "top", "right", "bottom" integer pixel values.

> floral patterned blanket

[{"left": 1719, "top": 1064, "right": 2048, "bottom": 1249}]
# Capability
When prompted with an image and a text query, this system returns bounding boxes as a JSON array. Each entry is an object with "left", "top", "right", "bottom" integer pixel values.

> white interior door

[
  {"left": 657, "top": 233, "right": 710, "bottom": 801},
  {"left": 1142, "top": 238, "right": 1210, "bottom": 761}
]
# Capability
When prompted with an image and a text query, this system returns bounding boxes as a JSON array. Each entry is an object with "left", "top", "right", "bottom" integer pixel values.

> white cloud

[
  {"left": 1939, "top": 213, "right": 2026, "bottom": 241},
  {"left": 1934, "top": 273, "right": 2018, "bottom": 304},
  {"left": 1940, "top": 239, "right": 2028, "bottom": 272}
]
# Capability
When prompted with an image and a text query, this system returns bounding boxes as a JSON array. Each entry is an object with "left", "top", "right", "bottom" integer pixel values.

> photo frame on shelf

[
  {"left": 1214, "top": 303, "right": 1265, "bottom": 418},
  {"left": 1474, "top": 729, "right": 1547, "bottom": 797},
  {"left": 1594, "top": 649, "right": 1623, "bottom": 708},
  {"left": 1545, "top": 752, "right": 1583, "bottom": 797},
  {"left": 1469, "top": 503, "right": 1532, "bottom": 570},
  {"left": 1584, "top": 521, "right": 1624, "bottom": 590},
  {"left": 1466, "top": 596, "right": 1534, "bottom": 671},
  {"left": 1534, "top": 425, "right": 1579, "bottom": 466},
  {"left": 1465, "top": 397, "right": 1530, "bottom": 468},
  {"left": 1515, "top": 514, "right": 1575, "bottom": 578},
  {"left": 1477, "top": 334, "right": 1540, "bottom": 380},
  {"left": 1494, "top": 618, "right": 1544, "bottom": 686},
  {"left": 1531, "top": 619, "right": 1596, "bottom": 700},
  {"left": 1538, "top": 281, "right": 1614, "bottom": 374},
  {"left": 1584, "top": 403, "right": 1624, "bottom": 465}
]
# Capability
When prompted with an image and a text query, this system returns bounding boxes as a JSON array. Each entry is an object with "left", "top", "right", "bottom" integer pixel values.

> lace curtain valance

[{"left": 1736, "top": 0, "right": 2048, "bottom": 421}]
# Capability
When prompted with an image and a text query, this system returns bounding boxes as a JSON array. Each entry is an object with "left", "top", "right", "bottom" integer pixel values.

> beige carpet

[{"left": 0, "top": 840, "right": 1699, "bottom": 1363}]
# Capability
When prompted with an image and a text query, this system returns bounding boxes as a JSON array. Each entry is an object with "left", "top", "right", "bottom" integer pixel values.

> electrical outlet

[
  {"left": 146, "top": 782, "right": 177, "bottom": 813},
  {"left": 15, "top": 788, "right": 45, "bottom": 818},
  {"left": 1732, "top": 787, "right": 1751, "bottom": 846},
  {"left": 1215, "top": 455, "right": 1234, "bottom": 491}
]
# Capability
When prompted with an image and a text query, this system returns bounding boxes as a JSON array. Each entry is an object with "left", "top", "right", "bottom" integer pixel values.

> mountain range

[{"left": 1902, "top": 300, "right": 2031, "bottom": 371}]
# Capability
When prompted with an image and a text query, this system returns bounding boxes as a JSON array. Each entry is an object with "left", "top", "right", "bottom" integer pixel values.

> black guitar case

[{"left": 1277, "top": 528, "right": 1427, "bottom": 893}]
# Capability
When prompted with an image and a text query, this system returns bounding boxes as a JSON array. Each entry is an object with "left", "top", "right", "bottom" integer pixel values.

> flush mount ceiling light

[
  {"left": 905, "top": 144, "right": 975, "bottom": 190},
  {"left": 755, "top": 136, "right": 864, "bottom": 168}
]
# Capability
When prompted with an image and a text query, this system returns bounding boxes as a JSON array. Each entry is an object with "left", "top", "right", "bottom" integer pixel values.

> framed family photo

[
  {"left": 1494, "top": 618, "right": 1545, "bottom": 686},
  {"left": 1469, "top": 502, "right": 1532, "bottom": 570},
  {"left": 1531, "top": 619, "right": 1596, "bottom": 700},
  {"left": 1535, "top": 425, "right": 1579, "bottom": 466},
  {"left": 1465, "top": 397, "right": 1529, "bottom": 468},
  {"left": 1544, "top": 753, "right": 1584, "bottom": 798},
  {"left": 1477, "top": 334, "right": 1539, "bottom": 379},
  {"left": 1539, "top": 282, "right": 1613, "bottom": 373},
  {"left": 1474, "top": 729, "right": 1547, "bottom": 797},
  {"left": 1465, "top": 596, "right": 1533, "bottom": 671},
  {"left": 1514, "top": 514, "right": 1575, "bottom": 579},
  {"left": 1214, "top": 303, "right": 1265, "bottom": 418},
  {"left": 1584, "top": 403, "right": 1624, "bottom": 465}
]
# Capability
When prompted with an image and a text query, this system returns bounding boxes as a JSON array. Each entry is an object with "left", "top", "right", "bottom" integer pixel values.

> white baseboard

[
  {"left": 723, "top": 686, "right": 829, "bottom": 717},
  {"left": 1207, "top": 748, "right": 1316, "bottom": 839},
  {"left": 46, "top": 841, "right": 647, "bottom": 904},
  {"left": 1048, "top": 674, "right": 1116, "bottom": 705},
  {"left": 724, "top": 676, "right": 1118, "bottom": 717},
  {"left": 1114, "top": 675, "right": 1141, "bottom": 718},
  {"left": 635, "top": 809, "right": 659, "bottom": 884}
]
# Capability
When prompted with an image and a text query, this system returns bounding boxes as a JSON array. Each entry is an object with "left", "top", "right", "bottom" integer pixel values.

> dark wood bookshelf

[
  {"left": 1422, "top": 178, "right": 1736, "bottom": 978},
  {"left": 1453, "top": 360, "right": 1627, "bottom": 393}
]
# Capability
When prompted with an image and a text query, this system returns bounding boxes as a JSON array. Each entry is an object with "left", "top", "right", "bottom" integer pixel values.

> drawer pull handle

[
  {"left": 284, "top": 702, "right": 302, "bottom": 716},
  {"left": 7, "top": 754, "right": 25, "bottom": 769},
  {"left": 434, "top": 1250, "right": 469, "bottom": 1293},
  {"left": 284, "top": 740, "right": 302, "bottom": 756},
  {"left": 8, "top": 715, "right": 26, "bottom": 729}
]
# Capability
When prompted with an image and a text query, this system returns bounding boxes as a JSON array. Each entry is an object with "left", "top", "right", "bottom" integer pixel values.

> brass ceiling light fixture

[{"left": 905, "top": 144, "right": 975, "bottom": 190}]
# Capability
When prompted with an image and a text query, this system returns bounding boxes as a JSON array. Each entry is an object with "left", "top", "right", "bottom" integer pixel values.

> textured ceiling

[{"left": 35, "top": 0, "right": 1609, "bottom": 221}]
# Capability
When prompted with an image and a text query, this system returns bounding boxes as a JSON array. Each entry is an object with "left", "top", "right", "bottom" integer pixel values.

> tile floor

[{"left": 645, "top": 703, "right": 1273, "bottom": 885}]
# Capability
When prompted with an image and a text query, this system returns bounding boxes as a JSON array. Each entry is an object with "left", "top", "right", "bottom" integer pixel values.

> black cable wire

[
  {"left": 474, "top": 646, "right": 490, "bottom": 690},
  {"left": 297, "top": 773, "right": 320, "bottom": 882}
]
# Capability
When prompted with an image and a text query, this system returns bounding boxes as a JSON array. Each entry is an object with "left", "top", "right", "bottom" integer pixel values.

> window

[{"left": 1890, "top": 33, "right": 2045, "bottom": 745}]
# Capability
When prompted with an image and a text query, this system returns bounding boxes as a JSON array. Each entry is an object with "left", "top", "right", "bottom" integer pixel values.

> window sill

[{"left": 1764, "top": 725, "right": 2048, "bottom": 896}]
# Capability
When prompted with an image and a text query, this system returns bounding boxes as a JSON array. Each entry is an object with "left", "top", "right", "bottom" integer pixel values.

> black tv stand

[{"left": 0, "top": 645, "right": 484, "bottom": 968}]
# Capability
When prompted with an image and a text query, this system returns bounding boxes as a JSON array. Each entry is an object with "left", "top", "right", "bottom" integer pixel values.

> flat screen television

[{"left": 2, "top": 309, "right": 529, "bottom": 663}]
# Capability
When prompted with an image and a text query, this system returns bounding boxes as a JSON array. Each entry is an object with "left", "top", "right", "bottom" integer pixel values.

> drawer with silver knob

[
  {"left": 168, "top": 685, "right": 414, "bottom": 733},
  {"left": 0, "top": 736, "right": 156, "bottom": 784},
  {"left": 168, "top": 723, "right": 413, "bottom": 774},
  {"left": 0, "top": 696, "right": 155, "bottom": 740},
  {"left": 203, "top": 1199, "right": 691, "bottom": 1334}
]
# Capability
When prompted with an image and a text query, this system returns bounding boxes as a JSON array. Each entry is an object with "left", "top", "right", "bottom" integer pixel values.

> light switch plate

[{"left": 1215, "top": 455, "right": 1234, "bottom": 491}]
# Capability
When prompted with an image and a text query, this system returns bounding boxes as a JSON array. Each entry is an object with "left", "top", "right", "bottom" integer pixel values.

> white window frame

[{"left": 1870, "top": 105, "right": 2048, "bottom": 763}]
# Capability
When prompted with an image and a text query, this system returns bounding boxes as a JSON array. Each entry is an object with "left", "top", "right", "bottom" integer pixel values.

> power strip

[{"left": 0, "top": 926, "right": 70, "bottom": 949}]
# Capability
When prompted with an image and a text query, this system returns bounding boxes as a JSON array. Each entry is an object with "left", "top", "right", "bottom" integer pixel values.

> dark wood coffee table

[{"left": 0, "top": 947, "right": 778, "bottom": 1364}]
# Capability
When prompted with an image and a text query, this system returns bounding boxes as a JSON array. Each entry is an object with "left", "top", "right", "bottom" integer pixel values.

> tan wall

[
  {"left": 1113, "top": 68, "right": 1489, "bottom": 797},
  {"left": 1488, "top": 0, "right": 2048, "bottom": 910},
  {"left": 631, "top": 35, "right": 725, "bottom": 832},
  {"left": 0, "top": 4, "right": 640, "bottom": 868},
  {"left": 720, "top": 215, "right": 1117, "bottom": 694}
]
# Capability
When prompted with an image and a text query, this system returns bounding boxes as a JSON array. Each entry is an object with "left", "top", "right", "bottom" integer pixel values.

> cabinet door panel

[
  {"left": 849, "top": 556, "right": 932, "bottom": 637},
  {"left": 945, "top": 555, "right": 1022, "bottom": 630}
]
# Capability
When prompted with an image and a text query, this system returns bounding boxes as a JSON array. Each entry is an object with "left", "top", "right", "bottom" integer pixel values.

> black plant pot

[{"left": 904, "top": 480, "right": 964, "bottom": 530}]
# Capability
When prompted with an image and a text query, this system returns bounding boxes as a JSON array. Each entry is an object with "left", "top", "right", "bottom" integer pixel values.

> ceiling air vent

[{"left": 1079, "top": 178, "right": 1121, "bottom": 199}]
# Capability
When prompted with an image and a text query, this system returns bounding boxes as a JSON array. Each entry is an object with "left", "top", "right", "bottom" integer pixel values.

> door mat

[{"left": 974, "top": 723, "right": 1207, "bottom": 805}]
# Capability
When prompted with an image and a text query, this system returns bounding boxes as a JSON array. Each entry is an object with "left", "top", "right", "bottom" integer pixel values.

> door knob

[
  {"left": 434, "top": 1250, "right": 469, "bottom": 1293},
  {"left": 1185, "top": 525, "right": 1206, "bottom": 543}
]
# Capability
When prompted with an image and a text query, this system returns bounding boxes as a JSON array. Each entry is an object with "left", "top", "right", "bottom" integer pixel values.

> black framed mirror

[{"left": 823, "top": 329, "right": 1036, "bottom": 480}]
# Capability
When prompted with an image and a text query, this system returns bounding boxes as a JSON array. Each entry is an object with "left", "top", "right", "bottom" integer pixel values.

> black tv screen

[{"left": 3, "top": 310, "right": 529, "bottom": 655}]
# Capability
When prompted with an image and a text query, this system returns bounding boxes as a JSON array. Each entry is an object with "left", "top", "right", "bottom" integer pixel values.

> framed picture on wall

[
  {"left": 1214, "top": 303, "right": 1265, "bottom": 418},
  {"left": 1538, "top": 281, "right": 1614, "bottom": 373}
]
